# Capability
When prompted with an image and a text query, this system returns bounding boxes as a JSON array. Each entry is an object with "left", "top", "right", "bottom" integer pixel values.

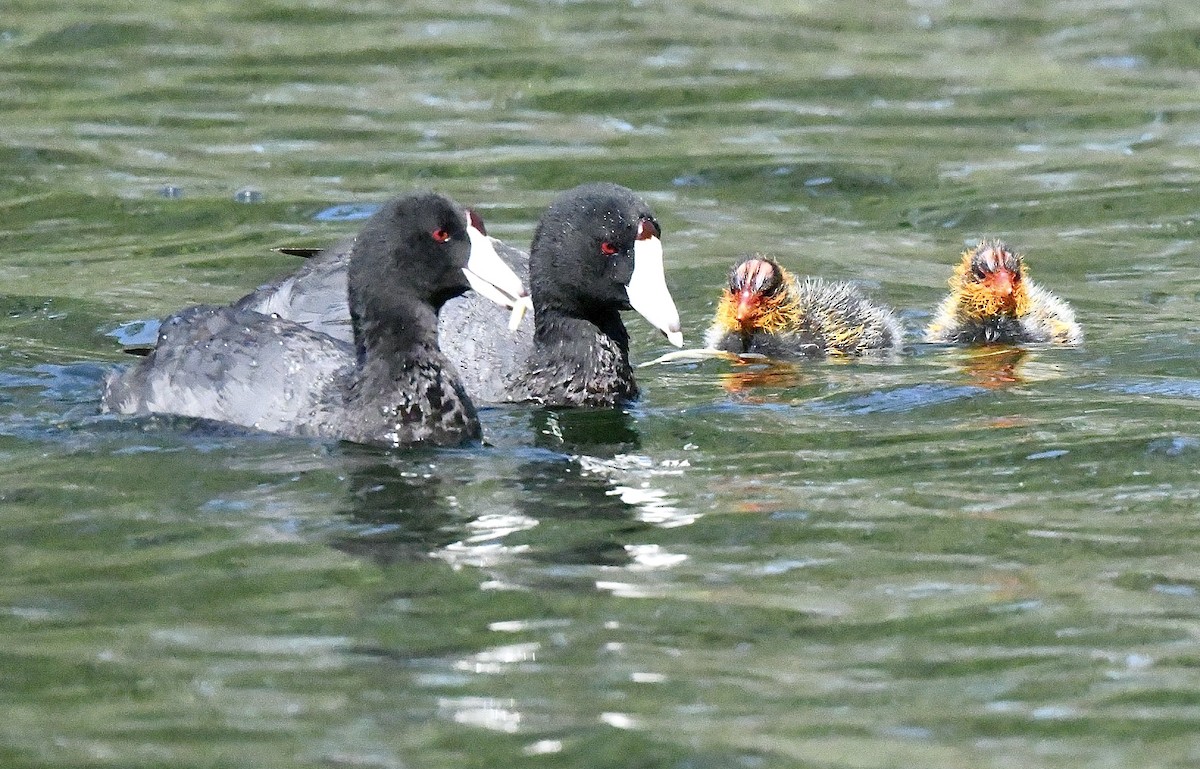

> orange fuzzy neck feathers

[
  {"left": 950, "top": 240, "right": 1031, "bottom": 320},
  {"left": 714, "top": 257, "right": 801, "bottom": 335}
]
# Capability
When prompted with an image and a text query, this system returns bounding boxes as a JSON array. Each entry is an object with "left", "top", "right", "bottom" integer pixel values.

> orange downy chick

[
  {"left": 924, "top": 240, "right": 1080, "bottom": 346},
  {"left": 706, "top": 255, "right": 902, "bottom": 358}
]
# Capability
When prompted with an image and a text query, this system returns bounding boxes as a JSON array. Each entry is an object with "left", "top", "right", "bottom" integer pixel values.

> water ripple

[
  {"left": 810, "top": 383, "right": 984, "bottom": 415},
  {"left": 313, "top": 202, "right": 382, "bottom": 222},
  {"left": 1085, "top": 377, "right": 1200, "bottom": 400}
]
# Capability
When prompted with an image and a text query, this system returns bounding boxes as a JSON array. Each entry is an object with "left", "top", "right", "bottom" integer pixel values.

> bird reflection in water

[
  {"left": 530, "top": 407, "right": 641, "bottom": 454},
  {"left": 517, "top": 407, "right": 694, "bottom": 565},
  {"left": 513, "top": 407, "right": 648, "bottom": 567},
  {"left": 325, "top": 407, "right": 690, "bottom": 575},
  {"left": 717, "top": 355, "right": 803, "bottom": 394},
  {"left": 956, "top": 345, "right": 1029, "bottom": 389},
  {"left": 326, "top": 447, "right": 469, "bottom": 567}
]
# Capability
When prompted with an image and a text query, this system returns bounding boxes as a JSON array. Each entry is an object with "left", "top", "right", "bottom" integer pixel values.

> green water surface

[{"left": 4, "top": 1, "right": 1200, "bottom": 767}]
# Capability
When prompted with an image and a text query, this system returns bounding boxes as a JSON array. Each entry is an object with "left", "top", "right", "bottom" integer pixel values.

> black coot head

[
  {"left": 528, "top": 182, "right": 660, "bottom": 316},
  {"left": 348, "top": 192, "right": 475, "bottom": 310}
]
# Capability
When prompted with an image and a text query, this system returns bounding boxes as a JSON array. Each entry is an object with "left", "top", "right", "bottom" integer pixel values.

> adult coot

[
  {"left": 102, "top": 192, "right": 525, "bottom": 447},
  {"left": 704, "top": 255, "right": 903, "bottom": 358},
  {"left": 241, "top": 183, "right": 684, "bottom": 407}
]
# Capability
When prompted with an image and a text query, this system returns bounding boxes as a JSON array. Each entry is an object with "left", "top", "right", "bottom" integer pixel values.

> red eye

[
  {"left": 431, "top": 227, "right": 452, "bottom": 243},
  {"left": 600, "top": 241, "right": 619, "bottom": 256}
]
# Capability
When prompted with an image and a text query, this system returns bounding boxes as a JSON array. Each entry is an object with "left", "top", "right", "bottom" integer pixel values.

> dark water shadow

[
  {"left": 326, "top": 446, "right": 462, "bottom": 567},
  {"left": 512, "top": 407, "right": 647, "bottom": 567},
  {"left": 325, "top": 408, "right": 650, "bottom": 571},
  {"left": 527, "top": 406, "right": 641, "bottom": 456}
]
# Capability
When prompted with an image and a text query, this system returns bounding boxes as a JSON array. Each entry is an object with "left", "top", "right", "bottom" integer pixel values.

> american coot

[
  {"left": 923, "top": 240, "right": 1082, "bottom": 345},
  {"left": 704, "top": 255, "right": 903, "bottom": 358},
  {"left": 241, "top": 183, "right": 684, "bottom": 408},
  {"left": 102, "top": 192, "right": 526, "bottom": 448}
]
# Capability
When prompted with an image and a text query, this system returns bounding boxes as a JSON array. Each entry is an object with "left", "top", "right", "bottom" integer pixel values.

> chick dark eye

[
  {"left": 431, "top": 227, "right": 452, "bottom": 243},
  {"left": 600, "top": 241, "right": 620, "bottom": 256}
]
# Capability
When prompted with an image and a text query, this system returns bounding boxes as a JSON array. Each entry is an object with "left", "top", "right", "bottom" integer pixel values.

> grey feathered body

[
  {"left": 512, "top": 316, "right": 636, "bottom": 407},
  {"left": 235, "top": 184, "right": 660, "bottom": 409},
  {"left": 102, "top": 305, "right": 479, "bottom": 447},
  {"left": 103, "top": 192, "right": 491, "bottom": 448},
  {"left": 238, "top": 237, "right": 534, "bottom": 405}
]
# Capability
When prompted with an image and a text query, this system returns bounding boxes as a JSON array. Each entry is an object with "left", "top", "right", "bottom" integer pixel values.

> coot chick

[
  {"left": 923, "top": 240, "right": 1082, "bottom": 345},
  {"left": 704, "top": 255, "right": 903, "bottom": 358},
  {"left": 241, "top": 183, "right": 684, "bottom": 407},
  {"left": 102, "top": 192, "right": 524, "bottom": 448}
]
